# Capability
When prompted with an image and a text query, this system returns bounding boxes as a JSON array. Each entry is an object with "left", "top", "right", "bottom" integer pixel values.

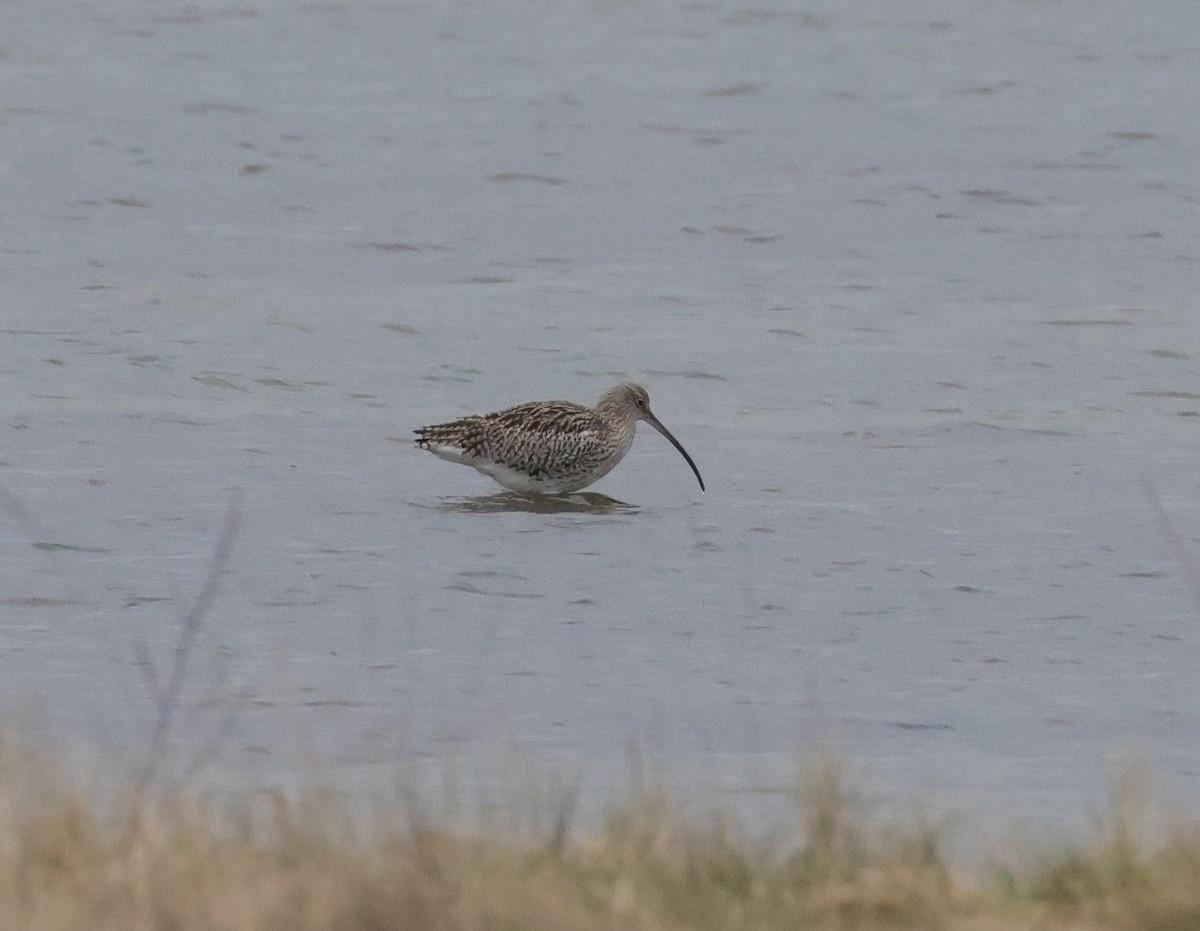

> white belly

[
  {"left": 424, "top": 442, "right": 576, "bottom": 494},
  {"left": 474, "top": 460, "right": 574, "bottom": 494}
]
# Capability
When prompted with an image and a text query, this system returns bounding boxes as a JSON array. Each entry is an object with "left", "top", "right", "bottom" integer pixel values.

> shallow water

[{"left": 2, "top": 0, "right": 1200, "bottom": 835}]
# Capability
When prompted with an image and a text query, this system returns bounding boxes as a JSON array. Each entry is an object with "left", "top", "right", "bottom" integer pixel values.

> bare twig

[
  {"left": 546, "top": 775, "right": 581, "bottom": 857},
  {"left": 133, "top": 636, "right": 165, "bottom": 709},
  {"left": 138, "top": 494, "right": 243, "bottom": 793},
  {"left": 1142, "top": 476, "right": 1200, "bottom": 612},
  {"left": 0, "top": 482, "right": 38, "bottom": 540},
  {"left": 180, "top": 712, "right": 240, "bottom": 786}
]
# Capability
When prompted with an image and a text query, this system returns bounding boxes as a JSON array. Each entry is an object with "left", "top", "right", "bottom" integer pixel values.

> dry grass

[{"left": 0, "top": 747, "right": 1198, "bottom": 931}]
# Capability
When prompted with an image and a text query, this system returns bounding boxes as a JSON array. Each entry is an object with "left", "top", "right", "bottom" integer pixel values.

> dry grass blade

[{"left": 0, "top": 747, "right": 1199, "bottom": 929}]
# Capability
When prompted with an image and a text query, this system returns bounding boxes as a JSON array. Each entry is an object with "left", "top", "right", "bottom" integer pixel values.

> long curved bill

[{"left": 644, "top": 412, "right": 706, "bottom": 492}]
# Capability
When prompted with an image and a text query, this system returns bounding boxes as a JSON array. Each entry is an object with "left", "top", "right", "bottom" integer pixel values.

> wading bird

[{"left": 415, "top": 382, "right": 705, "bottom": 495}]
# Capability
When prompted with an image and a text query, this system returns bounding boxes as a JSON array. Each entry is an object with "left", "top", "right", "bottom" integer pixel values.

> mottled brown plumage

[{"left": 415, "top": 382, "right": 705, "bottom": 495}]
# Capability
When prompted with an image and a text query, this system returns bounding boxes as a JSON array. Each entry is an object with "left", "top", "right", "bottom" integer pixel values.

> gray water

[{"left": 3, "top": 0, "right": 1200, "bottom": 836}]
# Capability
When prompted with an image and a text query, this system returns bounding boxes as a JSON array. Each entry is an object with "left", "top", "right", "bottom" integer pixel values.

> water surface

[{"left": 2, "top": 0, "right": 1200, "bottom": 835}]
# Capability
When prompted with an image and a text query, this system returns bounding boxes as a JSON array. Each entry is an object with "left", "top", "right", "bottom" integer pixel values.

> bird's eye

[{"left": 636, "top": 398, "right": 645, "bottom": 407}]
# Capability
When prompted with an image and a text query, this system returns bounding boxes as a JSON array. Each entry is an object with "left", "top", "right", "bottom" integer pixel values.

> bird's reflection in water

[{"left": 434, "top": 491, "right": 639, "bottom": 515}]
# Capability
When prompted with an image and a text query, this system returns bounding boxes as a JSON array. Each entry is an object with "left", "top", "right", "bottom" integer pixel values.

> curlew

[{"left": 414, "top": 382, "right": 705, "bottom": 495}]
